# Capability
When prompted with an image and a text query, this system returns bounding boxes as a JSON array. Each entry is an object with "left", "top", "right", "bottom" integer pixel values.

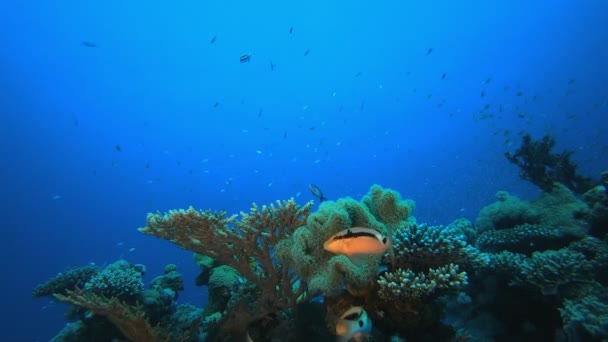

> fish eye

[
  {"left": 359, "top": 320, "right": 364, "bottom": 327},
  {"left": 382, "top": 237, "right": 387, "bottom": 244}
]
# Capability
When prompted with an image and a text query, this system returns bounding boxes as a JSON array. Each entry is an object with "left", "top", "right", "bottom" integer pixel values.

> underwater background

[{"left": 2, "top": 0, "right": 607, "bottom": 340}]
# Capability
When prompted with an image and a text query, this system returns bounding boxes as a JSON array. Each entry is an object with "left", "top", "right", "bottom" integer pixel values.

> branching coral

[
  {"left": 33, "top": 265, "right": 99, "bottom": 297},
  {"left": 54, "top": 288, "right": 162, "bottom": 342},
  {"left": 391, "top": 222, "right": 489, "bottom": 272},
  {"left": 560, "top": 294, "right": 608, "bottom": 339},
  {"left": 505, "top": 133, "right": 597, "bottom": 194},
  {"left": 140, "top": 198, "right": 311, "bottom": 336},
  {"left": 84, "top": 260, "right": 144, "bottom": 301},
  {"left": 513, "top": 249, "right": 593, "bottom": 296},
  {"left": 476, "top": 223, "right": 571, "bottom": 254},
  {"left": 378, "top": 264, "right": 468, "bottom": 301}
]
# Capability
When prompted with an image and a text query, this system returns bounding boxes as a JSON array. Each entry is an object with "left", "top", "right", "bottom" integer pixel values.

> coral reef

[
  {"left": 84, "top": 260, "right": 145, "bottom": 301},
  {"left": 505, "top": 133, "right": 597, "bottom": 194},
  {"left": 140, "top": 198, "right": 311, "bottom": 338},
  {"left": 275, "top": 185, "right": 415, "bottom": 297},
  {"left": 33, "top": 265, "right": 100, "bottom": 298},
  {"left": 475, "top": 184, "right": 589, "bottom": 255},
  {"left": 36, "top": 182, "right": 608, "bottom": 342}
]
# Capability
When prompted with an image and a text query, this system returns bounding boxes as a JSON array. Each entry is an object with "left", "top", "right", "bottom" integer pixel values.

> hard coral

[
  {"left": 84, "top": 260, "right": 144, "bottom": 301},
  {"left": 505, "top": 133, "right": 597, "bottom": 194},
  {"left": 33, "top": 265, "right": 99, "bottom": 297},
  {"left": 140, "top": 198, "right": 311, "bottom": 338}
]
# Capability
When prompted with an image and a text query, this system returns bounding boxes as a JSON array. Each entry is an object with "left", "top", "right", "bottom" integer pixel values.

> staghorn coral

[
  {"left": 33, "top": 265, "right": 99, "bottom": 297},
  {"left": 140, "top": 198, "right": 311, "bottom": 337}
]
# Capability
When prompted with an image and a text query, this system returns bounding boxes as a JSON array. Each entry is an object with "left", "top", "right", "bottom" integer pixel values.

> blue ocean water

[{"left": 1, "top": 0, "right": 606, "bottom": 340}]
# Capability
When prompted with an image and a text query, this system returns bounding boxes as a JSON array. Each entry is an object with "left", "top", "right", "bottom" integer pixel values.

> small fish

[
  {"left": 52, "top": 195, "right": 62, "bottom": 200},
  {"left": 309, "top": 184, "right": 327, "bottom": 202},
  {"left": 484, "top": 77, "right": 492, "bottom": 84},
  {"left": 480, "top": 90, "right": 485, "bottom": 97},
  {"left": 240, "top": 53, "right": 251, "bottom": 63},
  {"left": 289, "top": 27, "right": 293, "bottom": 34},
  {"left": 81, "top": 41, "right": 96, "bottom": 47},
  {"left": 213, "top": 102, "right": 219, "bottom": 108},
  {"left": 270, "top": 61, "right": 275, "bottom": 71},
  {"left": 323, "top": 227, "right": 390, "bottom": 260},
  {"left": 115, "top": 144, "right": 121, "bottom": 152},
  {"left": 426, "top": 47, "right": 433, "bottom": 55},
  {"left": 303, "top": 49, "right": 310, "bottom": 56},
  {"left": 210, "top": 36, "right": 217, "bottom": 44},
  {"left": 441, "top": 72, "right": 446, "bottom": 80},
  {"left": 335, "top": 306, "right": 372, "bottom": 342}
]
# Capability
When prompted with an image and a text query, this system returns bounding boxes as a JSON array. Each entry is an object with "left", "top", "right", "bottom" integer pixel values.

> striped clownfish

[
  {"left": 335, "top": 306, "right": 372, "bottom": 342},
  {"left": 323, "top": 227, "right": 390, "bottom": 261}
]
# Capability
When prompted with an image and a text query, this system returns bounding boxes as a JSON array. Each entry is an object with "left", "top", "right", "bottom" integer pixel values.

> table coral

[{"left": 140, "top": 198, "right": 311, "bottom": 337}]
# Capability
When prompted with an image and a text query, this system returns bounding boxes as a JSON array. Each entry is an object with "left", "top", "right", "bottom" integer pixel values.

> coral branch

[
  {"left": 54, "top": 288, "right": 161, "bottom": 342},
  {"left": 139, "top": 198, "right": 312, "bottom": 335}
]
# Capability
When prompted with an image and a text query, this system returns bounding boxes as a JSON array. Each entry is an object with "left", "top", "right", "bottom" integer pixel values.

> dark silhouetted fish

[
  {"left": 426, "top": 47, "right": 433, "bottom": 55},
  {"left": 442, "top": 72, "right": 446, "bottom": 80},
  {"left": 309, "top": 184, "right": 327, "bottom": 202},
  {"left": 82, "top": 41, "right": 96, "bottom": 47},
  {"left": 240, "top": 53, "right": 251, "bottom": 63},
  {"left": 210, "top": 36, "right": 217, "bottom": 44},
  {"left": 270, "top": 61, "right": 275, "bottom": 71},
  {"left": 304, "top": 49, "right": 310, "bottom": 56},
  {"left": 289, "top": 27, "right": 293, "bottom": 34}
]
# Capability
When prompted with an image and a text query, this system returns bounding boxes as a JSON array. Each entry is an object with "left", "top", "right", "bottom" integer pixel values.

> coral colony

[{"left": 34, "top": 135, "right": 608, "bottom": 341}]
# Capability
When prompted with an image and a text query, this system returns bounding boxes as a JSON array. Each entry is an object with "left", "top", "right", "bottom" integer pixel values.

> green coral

[
  {"left": 514, "top": 249, "right": 593, "bottom": 296},
  {"left": 362, "top": 184, "right": 415, "bottom": 229},
  {"left": 560, "top": 295, "right": 608, "bottom": 338},
  {"left": 276, "top": 185, "right": 413, "bottom": 297},
  {"left": 476, "top": 191, "right": 540, "bottom": 232},
  {"left": 378, "top": 264, "right": 468, "bottom": 301},
  {"left": 476, "top": 223, "right": 573, "bottom": 254},
  {"left": 84, "top": 260, "right": 144, "bottom": 300},
  {"left": 391, "top": 222, "right": 489, "bottom": 272}
]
